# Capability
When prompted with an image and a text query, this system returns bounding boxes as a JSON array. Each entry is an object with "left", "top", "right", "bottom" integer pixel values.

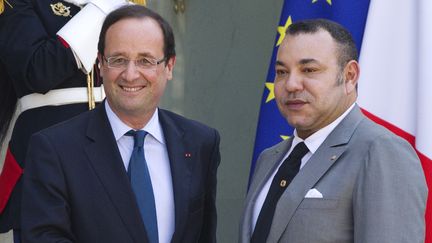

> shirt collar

[
  {"left": 293, "top": 103, "right": 356, "bottom": 154},
  {"left": 105, "top": 102, "right": 165, "bottom": 144}
]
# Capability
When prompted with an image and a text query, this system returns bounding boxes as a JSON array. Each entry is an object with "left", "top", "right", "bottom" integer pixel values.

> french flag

[{"left": 357, "top": 0, "right": 432, "bottom": 241}]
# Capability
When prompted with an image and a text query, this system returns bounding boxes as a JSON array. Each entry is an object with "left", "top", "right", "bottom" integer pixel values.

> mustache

[{"left": 280, "top": 92, "right": 309, "bottom": 103}]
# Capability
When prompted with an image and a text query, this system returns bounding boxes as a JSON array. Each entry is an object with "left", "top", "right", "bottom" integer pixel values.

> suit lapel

[
  {"left": 158, "top": 110, "right": 192, "bottom": 243},
  {"left": 84, "top": 103, "right": 148, "bottom": 243},
  {"left": 240, "top": 139, "right": 293, "bottom": 241},
  {"left": 248, "top": 140, "right": 293, "bottom": 197},
  {"left": 267, "top": 105, "right": 365, "bottom": 243}
]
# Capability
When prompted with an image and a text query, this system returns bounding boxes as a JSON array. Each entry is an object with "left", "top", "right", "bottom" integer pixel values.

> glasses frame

[{"left": 102, "top": 55, "right": 167, "bottom": 70}]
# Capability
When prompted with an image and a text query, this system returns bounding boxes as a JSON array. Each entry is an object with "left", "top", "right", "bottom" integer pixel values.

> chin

[{"left": 287, "top": 118, "right": 309, "bottom": 129}]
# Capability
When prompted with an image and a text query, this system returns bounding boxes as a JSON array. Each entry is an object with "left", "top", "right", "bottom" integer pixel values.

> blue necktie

[{"left": 126, "top": 130, "right": 159, "bottom": 243}]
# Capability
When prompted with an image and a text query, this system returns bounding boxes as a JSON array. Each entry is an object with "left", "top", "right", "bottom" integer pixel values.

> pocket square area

[{"left": 304, "top": 188, "right": 323, "bottom": 198}]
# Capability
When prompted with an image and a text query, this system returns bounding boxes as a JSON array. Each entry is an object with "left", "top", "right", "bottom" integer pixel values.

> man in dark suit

[
  {"left": 239, "top": 19, "right": 427, "bottom": 243},
  {"left": 21, "top": 5, "right": 221, "bottom": 243},
  {"left": 0, "top": 0, "right": 132, "bottom": 241}
]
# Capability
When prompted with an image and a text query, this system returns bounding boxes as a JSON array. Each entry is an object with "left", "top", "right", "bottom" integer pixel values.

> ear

[
  {"left": 343, "top": 60, "right": 360, "bottom": 94},
  {"left": 165, "top": 56, "right": 176, "bottom": 80},
  {"left": 97, "top": 53, "right": 104, "bottom": 78}
]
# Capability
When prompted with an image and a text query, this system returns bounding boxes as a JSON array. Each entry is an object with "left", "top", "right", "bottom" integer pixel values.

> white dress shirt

[
  {"left": 251, "top": 103, "right": 356, "bottom": 232},
  {"left": 105, "top": 103, "right": 174, "bottom": 243}
]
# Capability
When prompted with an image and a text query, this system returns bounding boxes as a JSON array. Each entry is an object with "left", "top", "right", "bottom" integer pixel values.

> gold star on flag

[
  {"left": 276, "top": 16, "right": 292, "bottom": 46},
  {"left": 312, "top": 0, "right": 332, "bottom": 5},
  {"left": 281, "top": 135, "right": 290, "bottom": 140},
  {"left": 265, "top": 82, "right": 275, "bottom": 103}
]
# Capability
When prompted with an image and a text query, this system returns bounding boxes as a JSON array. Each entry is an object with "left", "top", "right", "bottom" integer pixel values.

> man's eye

[
  {"left": 111, "top": 58, "right": 127, "bottom": 65},
  {"left": 137, "top": 58, "right": 153, "bottom": 66},
  {"left": 276, "top": 70, "right": 288, "bottom": 76},
  {"left": 303, "top": 67, "right": 317, "bottom": 73}
]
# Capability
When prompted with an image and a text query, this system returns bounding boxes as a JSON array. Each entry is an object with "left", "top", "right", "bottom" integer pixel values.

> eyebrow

[
  {"left": 106, "top": 51, "right": 157, "bottom": 58},
  {"left": 298, "top": 58, "right": 319, "bottom": 65},
  {"left": 137, "top": 52, "right": 157, "bottom": 58},
  {"left": 275, "top": 58, "right": 320, "bottom": 67},
  {"left": 275, "top": 60, "right": 285, "bottom": 66}
]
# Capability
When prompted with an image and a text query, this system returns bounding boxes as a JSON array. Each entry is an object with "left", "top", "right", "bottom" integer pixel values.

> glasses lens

[
  {"left": 108, "top": 57, "right": 127, "bottom": 68},
  {"left": 136, "top": 57, "right": 157, "bottom": 68}
]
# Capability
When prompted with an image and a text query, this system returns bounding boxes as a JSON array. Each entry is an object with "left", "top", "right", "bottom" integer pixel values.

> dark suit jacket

[{"left": 21, "top": 103, "right": 221, "bottom": 243}]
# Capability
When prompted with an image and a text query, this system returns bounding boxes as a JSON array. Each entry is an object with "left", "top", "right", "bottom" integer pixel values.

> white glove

[
  {"left": 89, "top": 0, "right": 126, "bottom": 14},
  {"left": 63, "top": 0, "right": 90, "bottom": 8},
  {"left": 57, "top": 0, "right": 127, "bottom": 73}
]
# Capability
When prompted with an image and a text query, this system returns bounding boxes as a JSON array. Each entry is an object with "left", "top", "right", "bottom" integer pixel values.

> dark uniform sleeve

[
  {"left": 0, "top": 0, "right": 85, "bottom": 96},
  {"left": 0, "top": 0, "right": 89, "bottom": 233}
]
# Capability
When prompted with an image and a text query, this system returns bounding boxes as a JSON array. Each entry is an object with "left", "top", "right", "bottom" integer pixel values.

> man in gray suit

[{"left": 239, "top": 19, "right": 427, "bottom": 243}]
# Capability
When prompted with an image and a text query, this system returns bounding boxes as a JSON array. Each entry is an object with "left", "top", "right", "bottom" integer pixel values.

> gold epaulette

[
  {"left": 130, "top": 0, "right": 146, "bottom": 6},
  {"left": 0, "top": 0, "right": 13, "bottom": 14}
]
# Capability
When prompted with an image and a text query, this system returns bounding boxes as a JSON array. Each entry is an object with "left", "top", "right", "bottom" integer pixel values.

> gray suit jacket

[{"left": 239, "top": 105, "right": 427, "bottom": 243}]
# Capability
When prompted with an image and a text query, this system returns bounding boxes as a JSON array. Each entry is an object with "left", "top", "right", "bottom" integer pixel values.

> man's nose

[
  {"left": 122, "top": 61, "right": 141, "bottom": 81},
  {"left": 283, "top": 72, "right": 304, "bottom": 92}
]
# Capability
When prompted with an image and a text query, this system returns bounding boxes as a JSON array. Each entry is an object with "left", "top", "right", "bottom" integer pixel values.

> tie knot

[
  {"left": 290, "top": 142, "right": 309, "bottom": 160},
  {"left": 126, "top": 130, "right": 147, "bottom": 148}
]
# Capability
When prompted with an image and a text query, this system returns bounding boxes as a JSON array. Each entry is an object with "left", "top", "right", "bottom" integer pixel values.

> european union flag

[{"left": 250, "top": 0, "right": 370, "bottom": 181}]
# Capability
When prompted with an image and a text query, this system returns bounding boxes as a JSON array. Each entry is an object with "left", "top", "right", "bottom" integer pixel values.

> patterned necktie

[
  {"left": 251, "top": 142, "right": 309, "bottom": 243},
  {"left": 126, "top": 130, "right": 159, "bottom": 243}
]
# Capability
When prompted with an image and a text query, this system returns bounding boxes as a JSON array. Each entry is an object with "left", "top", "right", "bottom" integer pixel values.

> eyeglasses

[{"left": 103, "top": 55, "right": 166, "bottom": 70}]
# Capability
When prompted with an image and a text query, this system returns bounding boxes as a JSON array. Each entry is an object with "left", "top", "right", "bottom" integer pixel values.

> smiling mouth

[{"left": 120, "top": 86, "right": 145, "bottom": 92}]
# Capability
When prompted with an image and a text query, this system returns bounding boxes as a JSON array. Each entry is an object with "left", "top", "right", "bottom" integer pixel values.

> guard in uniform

[{"left": 0, "top": 0, "right": 144, "bottom": 241}]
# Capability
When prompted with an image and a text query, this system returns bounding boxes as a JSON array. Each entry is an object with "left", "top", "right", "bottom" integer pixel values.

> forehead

[
  {"left": 104, "top": 17, "right": 164, "bottom": 56},
  {"left": 277, "top": 30, "right": 339, "bottom": 65}
]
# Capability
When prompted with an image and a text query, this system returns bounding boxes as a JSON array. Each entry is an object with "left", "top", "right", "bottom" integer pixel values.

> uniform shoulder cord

[
  {"left": 0, "top": 0, "right": 13, "bottom": 14},
  {"left": 87, "top": 68, "right": 95, "bottom": 110}
]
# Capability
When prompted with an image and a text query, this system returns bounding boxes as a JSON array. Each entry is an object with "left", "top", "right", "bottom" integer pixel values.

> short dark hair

[
  {"left": 98, "top": 5, "right": 175, "bottom": 60},
  {"left": 286, "top": 19, "right": 358, "bottom": 68}
]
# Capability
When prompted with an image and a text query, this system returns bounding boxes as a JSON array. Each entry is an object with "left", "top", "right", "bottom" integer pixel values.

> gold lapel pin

[
  {"left": 280, "top": 180, "right": 287, "bottom": 187},
  {"left": 50, "top": 2, "right": 71, "bottom": 17}
]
